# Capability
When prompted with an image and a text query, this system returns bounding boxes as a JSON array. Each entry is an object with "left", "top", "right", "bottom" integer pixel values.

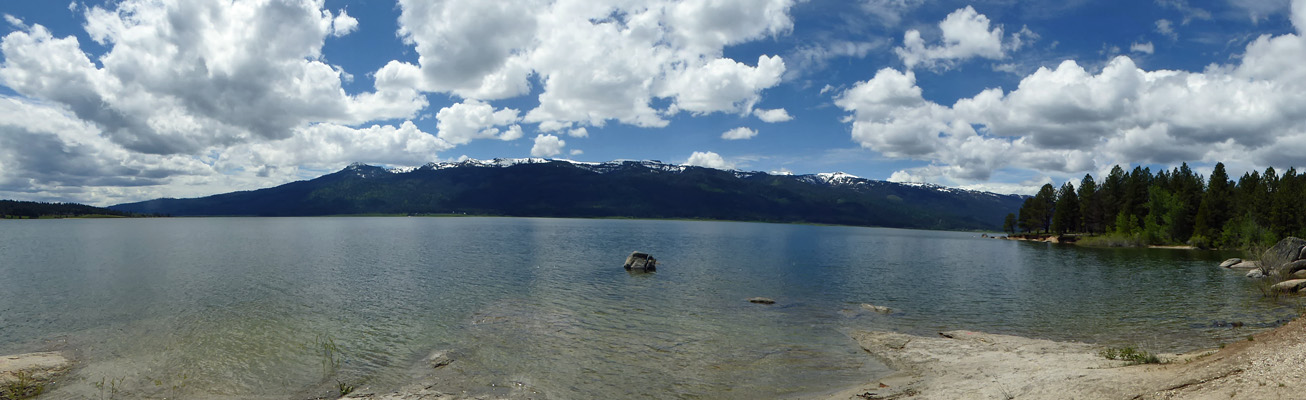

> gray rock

[
  {"left": 1247, "top": 269, "right": 1266, "bottom": 279},
  {"left": 1282, "top": 260, "right": 1306, "bottom": 275},
  {"left": 748, "top": 297, "right": 776, "bottom": 305},
  {"left": 1219, "top": 258, "right": 1243, "bottom": 268},
  {"left": 1292, "top": 270, "right": 1306, "bottom": 279},
  {"left": 0, "top": 352, "right": 71, "bottom": 395},
  {"left": 623, "top": 251, "right": 657, "bottom": 272},
  {"left": 1270, "top": 279, "right": 1306, "bottom": 292},
  {"left": 1263, "top": 237, "right": 1306, "bottom": 273},
  {"left": 861, "top": 303, "right": 894, "bottom": 314},
  {"left": 423, "top": 350, "right": 453, "bottom": 369},
  {"left": 1229, "top": 261, "right": 1260, "bottom": 269}
]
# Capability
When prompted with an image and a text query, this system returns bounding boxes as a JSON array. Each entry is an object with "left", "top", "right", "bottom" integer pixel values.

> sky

[{"left": 1, "top": 0, "right": 1304, "bottom": 206}]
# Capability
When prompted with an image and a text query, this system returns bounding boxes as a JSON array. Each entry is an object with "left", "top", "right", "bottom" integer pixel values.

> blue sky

[{"left": 1, "top": 0, "right": 1303, "bottom": 205}]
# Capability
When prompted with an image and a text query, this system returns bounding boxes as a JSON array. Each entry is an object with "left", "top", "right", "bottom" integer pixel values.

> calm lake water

[{"left": 0, "top": 217, "right": 1296, "bottom": 399}]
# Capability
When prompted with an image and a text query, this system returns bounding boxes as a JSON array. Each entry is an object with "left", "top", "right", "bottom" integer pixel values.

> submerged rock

[
  {"left": 423, "top": 350, "right": 453, "bottom": 369},
  {"left": 748, "top": 297, "right": 776, "bottom": 305},
  {"left": 861, "top": 303, "right": 893, "bottom": 314},
  {"left": 0, "top": 352, "right": 71, "bottom": 396},
  {"left": 1219, "top": 258, "right": 1243, "bottom": 268}
]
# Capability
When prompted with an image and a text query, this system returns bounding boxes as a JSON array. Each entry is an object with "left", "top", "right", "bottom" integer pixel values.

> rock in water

[
  {"left": 861, "top": 303, "right": 893, "bottom": 314},
  {"left": 623, "top": 251, "right": 657, "bottom": 272},
  {"left": 748, "top": 297, "right": 776, "bottom": 305},
  {"left": 1270, "top": 279, "right": 1306, "bottom": 292},
  {"left": 1246, "top": 269, "right": 1266, "bottom": 279},
  {"left": 423, "top": 350, "right": 453, "bottom": 369},
  {"left": 1219, "top": 258, "right": 1243, "bottom": 268},
  {"left": 1229, "top": 261, "right": 1260, "bottom": 269}
]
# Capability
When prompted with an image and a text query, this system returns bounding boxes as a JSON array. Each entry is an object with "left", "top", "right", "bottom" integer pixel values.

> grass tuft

[
  {"left": 1, "top": 371, "right": 47, "bottom": 400},
  {"left": 336, "top": 380, "right": 355, "bottom": 396},
  {"left": 1100, "top": 346, "right": 1162, "bottom": 365}
]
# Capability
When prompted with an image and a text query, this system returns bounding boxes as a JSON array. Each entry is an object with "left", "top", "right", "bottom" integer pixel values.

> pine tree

[
  {"left": 1101, "top": 165, "right": 1127, "bottom": 232},
  {"left": 1018, "top": 197, "right": 1038, "bottom": 233},
  {"left": 1169, "top": 163, "right": 1202, "bottom": 242},
  {"left": 1051, "top": 182, "right": 1080, "bottom": 234},
  {"left": 1003, "top": 213, "right": 1017, "bottom": 235},
  {"left": 1194, "top": 162, "right": 1232, "bottom": 241},
  {"left": 1272, "top": 168, "right": 1299, "bottom": 237},
  {"left": 1034, "top": 183, "right": 1056, "bottom": 233},
  {"left": 1123, "top": 166, "right": 1152, "bottom": 224},
  {"left": 1078, "top": 174, "right": 1100, "bottom": 234}
]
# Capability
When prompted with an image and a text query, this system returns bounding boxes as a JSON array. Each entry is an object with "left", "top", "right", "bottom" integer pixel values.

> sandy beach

[
  {"left": 822, "top": 316, "right": 1306, "bottom": 400},
  {"left": 323, "top": 316, "right": 1306, "bottom": 400}
]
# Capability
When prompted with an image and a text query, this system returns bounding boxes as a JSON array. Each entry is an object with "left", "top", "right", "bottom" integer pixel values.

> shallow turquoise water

[{"left": 0, "top": 217, "right": 1293, "bottom": 399}]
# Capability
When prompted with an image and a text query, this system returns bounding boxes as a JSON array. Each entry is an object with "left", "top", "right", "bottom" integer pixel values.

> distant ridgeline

[
  {"left": 1009, "top": 162, "right": 1306, "bottom": 249},
  {"left": 0, "top": 200, "right": 139, "bottom": 219},
  {"left": 111, "top": 159, "right": 1024, "bottom": 231}
]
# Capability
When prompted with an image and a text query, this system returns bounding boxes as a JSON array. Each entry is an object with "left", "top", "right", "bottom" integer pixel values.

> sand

[{"left": 822, "top": 317, "right": 1306, "bottom": 400}]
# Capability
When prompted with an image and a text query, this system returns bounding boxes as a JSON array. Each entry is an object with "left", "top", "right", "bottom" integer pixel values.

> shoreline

[
  {"left": 1001, "top": 234, "right": 1202, "bottom": 250},
  {"left": 822, "top": 315, "right": 1306, "bottom": 400}
]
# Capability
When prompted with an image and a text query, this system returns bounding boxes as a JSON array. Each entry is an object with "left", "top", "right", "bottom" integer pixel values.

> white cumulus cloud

[
  {"left": 381, "top": 0, "right": 794, "bottom": 129},
  {"left": 329, "top": 9, "right": 358, "bottom": 37},
  {"left": 531, "top": 134, "right": 566, "bottom": 157},
  {"left": 895, "top": 6, "right": 1005, "bottom": 70},
  {"left": 0, "top": 0, "right": 447, "bottom": 205},
  {"left": 839, "top": 0, "right": 1306, "bottom": 188},
  {"left": 434, "top": 100, "right": 523, "bottom": 145},
  {"left": 0, "top": 0, "right": 426, "bottom": 156},
  {"left": 753, "top": 108, "right": 793, "bottom": 123},
  {"left": 1130, "top": 41, "right": 1155, "bottom": 54},
  {"left": 685, "top": 151, "right": 733, "bottom": 169},
  {"left": 721, "top": 127, "right": 758, "bottom": 140}
]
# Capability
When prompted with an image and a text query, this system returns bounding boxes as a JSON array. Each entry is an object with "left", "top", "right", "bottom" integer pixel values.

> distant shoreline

[
  {"left": 1001, "top": 234, "right": 1203, "bottom": 250},
  {"left": 6, "top": 213, "right": 1009, "bottom": 234}
]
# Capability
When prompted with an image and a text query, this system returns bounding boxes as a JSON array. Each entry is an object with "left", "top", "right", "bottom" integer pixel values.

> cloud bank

[
  {"left": 0, "top": 0, "right": 798, "bottom": 205},
  {"left": 840, "top": 3, "right": 1306, "bottom": 191}
]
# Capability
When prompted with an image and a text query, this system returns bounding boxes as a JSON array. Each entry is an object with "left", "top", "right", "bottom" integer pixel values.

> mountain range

[{"left": 110, "top": 159, "right": 1024, "bottom": 231}]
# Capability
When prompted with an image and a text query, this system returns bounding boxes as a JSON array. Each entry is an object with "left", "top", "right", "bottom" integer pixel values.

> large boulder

[
  {"left": 1263, "top": 237, "right": 1306, "bottom": 275},
  {"left": 1284, "top": 260, "right": 1306, "bottom": 276},
  {"left": 1219, "top": 258, "right": 1243, "bottom": 268},
  {"left": 623, "top": 251, "right": 657, "bottom": 272},
  {"left": 1228, "top": 261, "right": 1260, "bottom": 269},
  {"left": 1271, "top": 279, "right": 1306, "bottom": 293}
]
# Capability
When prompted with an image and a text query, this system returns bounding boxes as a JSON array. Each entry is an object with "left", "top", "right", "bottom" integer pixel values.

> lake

[{"left": 0, "top": 217, "right": 1295, "bottom": 399}]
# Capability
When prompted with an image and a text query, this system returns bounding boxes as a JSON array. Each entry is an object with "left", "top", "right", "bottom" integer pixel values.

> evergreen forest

[
  {"left": 0, "top": 200, "right": 142, "bottom": 219},
  {"left": 1005, "top": 162, "right": 1305, "bottom": 249}
]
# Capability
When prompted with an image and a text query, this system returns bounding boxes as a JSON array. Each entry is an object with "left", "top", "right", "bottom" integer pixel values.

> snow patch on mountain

[{"left": 366, "top": 158, "right": 1016, "bottom": 198}]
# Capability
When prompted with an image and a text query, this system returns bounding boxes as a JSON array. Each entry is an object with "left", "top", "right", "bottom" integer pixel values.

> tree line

[
  {"left": 0, "top": 200, "right": 143, "bottom": 219},
  {"left": 1003, "top": 162, "right": 1306, "bottom": 249}
]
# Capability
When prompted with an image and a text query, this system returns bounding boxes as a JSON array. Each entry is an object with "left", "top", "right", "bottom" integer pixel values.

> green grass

[
  {"left": 337, "top": 380, "right": 356, "bottom": 396},
  {"left": 1077, "top": 233, "right": 1146, "bottom": 248},
  {"left": 1099, "top": 346, "right": 1162, "bottom": 365},
  {"left": 1, "top": 371, "right": 47, "bottom": 400}
]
